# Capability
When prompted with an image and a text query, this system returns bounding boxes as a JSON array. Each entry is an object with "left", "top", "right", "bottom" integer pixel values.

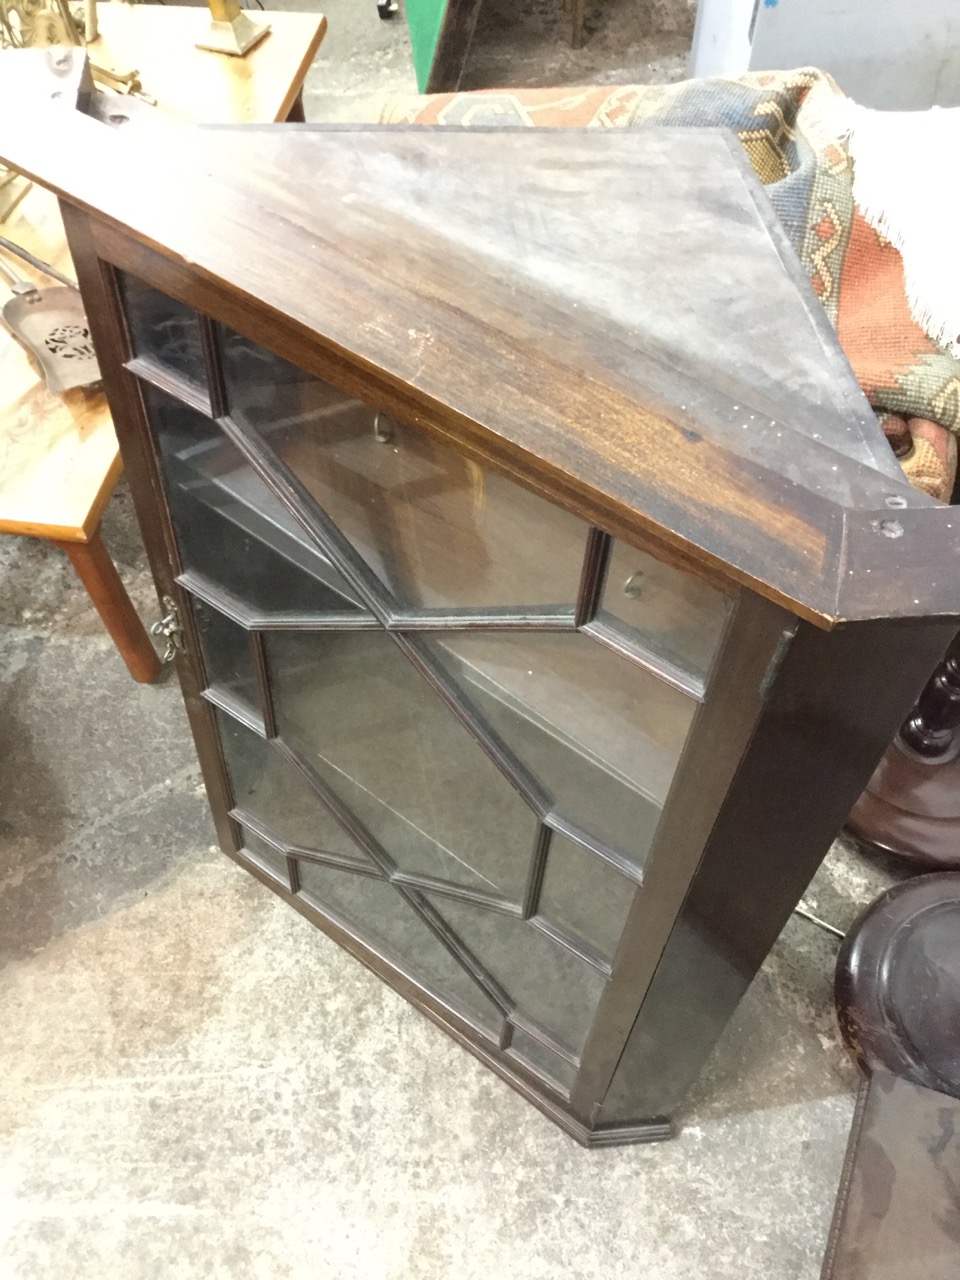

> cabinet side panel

[
  {"left": 571, "top": 590, "right": 794, "bottom": 1120},
  {"left": 598, "top": 614, "right": 957, "bottom": 1124}
]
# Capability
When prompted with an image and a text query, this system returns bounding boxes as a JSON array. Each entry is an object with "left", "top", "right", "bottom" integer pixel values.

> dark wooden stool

[{"left": 822, "top": 874, "right": 960, "bottom": 1278}]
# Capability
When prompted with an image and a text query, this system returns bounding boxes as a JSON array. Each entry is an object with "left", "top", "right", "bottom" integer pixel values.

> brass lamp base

[{"left": 196, "top": 11, "right": 270, "bottom": 56}]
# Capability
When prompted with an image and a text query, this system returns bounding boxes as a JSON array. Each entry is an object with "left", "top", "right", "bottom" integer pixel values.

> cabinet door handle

[{"left": 150, "top": 596, "right": 185, "bottom": 664}]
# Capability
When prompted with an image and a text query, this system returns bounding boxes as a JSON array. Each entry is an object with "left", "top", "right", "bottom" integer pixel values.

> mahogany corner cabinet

[{"left": 5, "top": 54, "right": 960, "bottom": 1147}]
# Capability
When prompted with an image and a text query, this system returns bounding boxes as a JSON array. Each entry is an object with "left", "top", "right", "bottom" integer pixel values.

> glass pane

[
  {"left": 427, "top": 895, "right": 605, "bottom": 1058},
  {"left": 144, "top": 385, "right": 367, "bottom": 619},
  {"left": 240, "top": 827, "right": 290, "bottom": 884},
  {"left": 267, "top": 629, "right": 539, "bottom": 900},
  {"left": 296, "top": 861, "right": 503, "bottom": 1036},
  {"left": 598, "top": 537, "right": 732, "bottom": 680},
  {"left": 216, "top": 710, "right": 371, "bottom": 863},
  {"left": 538, "top": 833, "right": 635, "bottom": 963},
  {"left": 193, "top": 597, "right": 258, "bottom": 714},
  {"left": 427, "top": 631, "right": 695, "bottom": 866},
  {"left": 118, "top": 272, "right": 206, "bottom": 388},
  {"left": 509, "top": 1030, "right": 576, "bottom": 1095},
  {"left": 221, "top": 328, "right": 587, "bottom": 612}
]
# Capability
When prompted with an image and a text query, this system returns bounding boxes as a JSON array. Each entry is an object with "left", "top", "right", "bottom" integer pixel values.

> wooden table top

[
  {"left": 0, "top": 185, "right": 119, "bottom": 541},
  {"left": 91, "top": 4, "right": 327, "bottom": 125},
  {"left": 0, "top": 11, "right": 326, "bottom": 541}
]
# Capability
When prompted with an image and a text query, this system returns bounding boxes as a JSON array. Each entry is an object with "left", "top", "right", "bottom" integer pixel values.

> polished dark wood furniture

[
  {"left": 848, "top": 633, "right": 960, "bottom": 868},
  {"left": 823, "top": 875, "right": 960, "bottom": 1278},
  {"left": 7, "top": 52, "right": 960, "bottom": 1146}
]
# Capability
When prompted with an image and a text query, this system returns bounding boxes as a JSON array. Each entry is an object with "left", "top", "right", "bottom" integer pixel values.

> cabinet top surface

[{"left": 2, "top": 50, "right": 955, "bottom": 627}]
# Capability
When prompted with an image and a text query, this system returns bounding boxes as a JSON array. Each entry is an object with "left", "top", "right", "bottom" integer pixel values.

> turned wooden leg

[
  {"left": 53, "top": 528, "right": 162, "bottom": 684},
  {"left": 847, "top": 631, "right": 960, "bottom": 867},
  {"left": 571, "top": 0, "right": 586, "bottom": 48}
]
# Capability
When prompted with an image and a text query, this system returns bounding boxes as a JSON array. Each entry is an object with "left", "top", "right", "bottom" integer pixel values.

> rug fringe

[{"left": 837, "top": 101, "right": 960, "bottom": 359}]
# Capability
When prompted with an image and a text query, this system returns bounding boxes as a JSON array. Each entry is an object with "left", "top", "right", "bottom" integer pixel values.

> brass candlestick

[{"left": 196, "top": 0, "right": 270, "bottom": 56}]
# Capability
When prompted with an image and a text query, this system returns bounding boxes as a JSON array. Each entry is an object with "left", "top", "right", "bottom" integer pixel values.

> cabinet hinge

[
  {"left": 151, "top": 595, "right": 185, "bottom": 664},
  {"left": 758, "top": 627, "right": 795, "bottom": 700}
]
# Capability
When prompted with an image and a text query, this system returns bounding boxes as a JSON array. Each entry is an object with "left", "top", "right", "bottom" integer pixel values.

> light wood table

[
  {"left": 91, "top": 4, "right": 327, "bottom": 124},
  {"left": 0, "top": 10, "right": 326, "bottom": 682}
]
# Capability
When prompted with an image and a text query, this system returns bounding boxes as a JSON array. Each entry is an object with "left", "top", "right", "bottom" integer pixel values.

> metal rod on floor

[{"left": 794, "top": 901, "right": 846, "bottom": 941}]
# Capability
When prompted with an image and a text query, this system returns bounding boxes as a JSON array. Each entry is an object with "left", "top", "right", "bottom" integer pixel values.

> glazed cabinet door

[{"left": 108, "top": 267, "right": 733, "bottom": 1115}]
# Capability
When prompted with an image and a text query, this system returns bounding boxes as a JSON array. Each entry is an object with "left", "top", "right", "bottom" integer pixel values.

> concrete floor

[{"left": 0, "top": 2, "right": 912, "bottom": 1276}]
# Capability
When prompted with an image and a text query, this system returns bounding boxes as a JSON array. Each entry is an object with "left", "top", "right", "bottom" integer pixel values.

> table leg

[
  {"left": 284, "top": 91, "right": 305, "bottom": 123},
  {"left": 570, "top": 0, "right": 586, "bottom": 47},
  {"left": 571, "top": 0, "right": 586, "bottom": 48},
  {"left": 53, "top": 528, "right": 162, "bottom": 684}
]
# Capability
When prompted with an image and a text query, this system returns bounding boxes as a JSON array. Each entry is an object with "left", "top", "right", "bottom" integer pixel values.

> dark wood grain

[
  {"left": 900, "top": 633, "right": 960, "bottom": 757},
  {"left": 848, "top": 717, "right": 960, "bottom": 870},
  {"left": 1, "top": 97, "right": 951, "bottom": 628}
]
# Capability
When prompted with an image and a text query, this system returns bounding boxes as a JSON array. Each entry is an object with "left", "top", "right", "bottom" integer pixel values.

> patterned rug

[{"left": 382, "top": 71, "right": 960, "bottom": 501}]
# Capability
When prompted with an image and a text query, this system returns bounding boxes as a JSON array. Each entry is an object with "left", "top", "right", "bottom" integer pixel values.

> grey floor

[{"left": 0, "top": 2, "right": 911, "bottom": 1276}]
